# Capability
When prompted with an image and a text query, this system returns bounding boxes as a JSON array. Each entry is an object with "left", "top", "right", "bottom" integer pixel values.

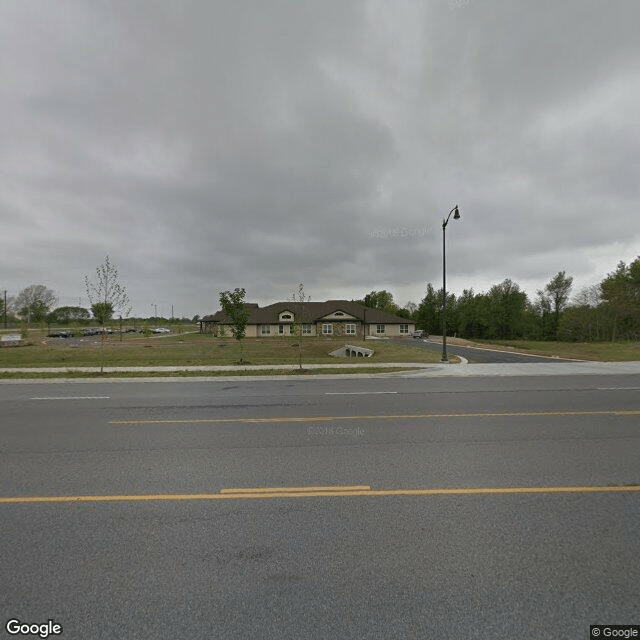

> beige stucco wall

[
  {"left": 213, "top": 322, "right": 414, "bottom": 337},
  {"left": 254, "top": 324, "right": 317, "bottom": 337},
  {"left": 369, "top": 323, "right": 415, "bottom": 337}
]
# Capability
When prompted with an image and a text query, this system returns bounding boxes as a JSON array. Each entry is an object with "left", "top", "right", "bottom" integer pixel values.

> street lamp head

[{"left": 453, "top": 205, "right": 460, "bottom": 220}]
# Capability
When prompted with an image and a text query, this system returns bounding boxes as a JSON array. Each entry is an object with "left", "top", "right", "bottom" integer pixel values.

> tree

[
  {"left": 0, "top": 293, "right": 16, "bottom": 325},
  {"left": 291, "top": 283, "right": 310, "bottom": 370},
  {"left": 455, "top": 289, "right": 490, "bottom": 339},
  {"left": 536, "top": 271, "right": 573, "bottom": 340},
  {"left": 15, "top": 285, "right": 56, "bottom": 323},
  {"left": 600, "top": 257, "right": 640, "bottom": 341},
  {"left": 219, "top": 288, "right": 250, "bottom": 364},
  {"left": 416, "top": 284, "right": 441, "bottom": 335},
  {"left": 415, "top": 284, "right": 455, "bottom": 336},
  {"left": 485, "top": 279, "right": 529, "bottom": 339},
  {"left": 404, "top": 301, "right": 418, "bottom": 319},
  {"left": 558, "top": 285, "right": 605, "bottom": 342},
  {"left": 48, "top": 306, "right": 91, "bottom": 324},
  {"left": 85, "top": 256, "right": 131, "bottom": 372},
  {"left": 91, "top": 302, "right": 115, "bottom": 325},
  {"left": 362, "top": 290, "right": 398, "bottom": 313}
]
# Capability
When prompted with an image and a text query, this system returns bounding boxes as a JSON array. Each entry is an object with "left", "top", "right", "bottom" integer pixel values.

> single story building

[{"left": 199, "top": 300, "right": 415, "bottom": 338}]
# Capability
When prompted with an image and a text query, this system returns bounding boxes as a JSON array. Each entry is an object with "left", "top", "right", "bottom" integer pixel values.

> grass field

[
  {"left": 0, "top": 330, "right": 442, "bottom": 368},
  {"left": 464, "top": 339, "right": 640, "bottom": 361}
]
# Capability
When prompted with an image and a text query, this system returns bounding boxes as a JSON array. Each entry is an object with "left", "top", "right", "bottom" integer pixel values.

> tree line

[
  {"left": 359, "top": 256, "right": 640, "bottom": 342},
  {"left": 4, "top": 256, "right": 638, "bottom": 342}
]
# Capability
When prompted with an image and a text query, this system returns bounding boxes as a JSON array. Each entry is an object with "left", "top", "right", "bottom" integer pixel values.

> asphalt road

[
  {"left": 400, "top": 337, "right": 575, "bottom": 363},
  {"left": 1, "top": 373, "right": 639, "bottom": 639}
]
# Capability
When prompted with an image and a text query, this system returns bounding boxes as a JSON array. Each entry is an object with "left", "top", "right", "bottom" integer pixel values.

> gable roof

[{"left": 202, "top": 300, "right": 411, "bottom": 325}]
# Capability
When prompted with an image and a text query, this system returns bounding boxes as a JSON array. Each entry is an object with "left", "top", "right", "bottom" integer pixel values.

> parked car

[
  {"left": 82, "top": 327, "right": 113, "bottom": 336},
  {"left": 48, "top": 330, "right": 74, "bottom": 338},
  {"left": 412, "top": 330, "right": 425, "bottom": 339},
  {"left": 151, "top": 327, "right": 171, "bottom": 334}
]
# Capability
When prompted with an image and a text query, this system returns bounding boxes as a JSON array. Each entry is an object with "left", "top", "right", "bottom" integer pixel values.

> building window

[
  {"left": 302, "top": 324, "right": 312, "bottom": 334},
  {"left": 322, "top": 323, "right": 333, "bottom": 335},
  {"left": 280, "top": 313, "right": 292, "bottom": 320},
  {"left": 261, "top": 325, "right": 271, "bottom": 335},
  {"left": 400, "top": 324, "right": 409, "bottom": 334},
  {"left": 345, "top": 324, "right": 356, "bottom": 334},
  {"left": 279, "top": 324, "right": 285, "bottom": 334},
  {"left": 376, "top": 324, "right": 386, "bottom": 334}
]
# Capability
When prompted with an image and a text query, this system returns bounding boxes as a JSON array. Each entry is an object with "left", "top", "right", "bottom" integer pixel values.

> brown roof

[{"left": 201, "top": 300, "right": 411, "bottom": 324}]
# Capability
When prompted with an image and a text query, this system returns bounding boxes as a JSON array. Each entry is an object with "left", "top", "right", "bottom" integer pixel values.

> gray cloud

[{"left": 1, "top": 0, "right": 638, "bottom": 317}]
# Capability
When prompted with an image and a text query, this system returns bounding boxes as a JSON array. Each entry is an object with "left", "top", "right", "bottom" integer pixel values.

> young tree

[
  {"left": 85, "top": 256, "right": 131, "bottom": 372},
  {"left": 219, "top": 288, "right": 250, "bottom": 364},
  {"left": 291, "top": 283, "right": 310, "bottom": 370},
  {"left": 15, "top": 284, "right": 56, "bottom": 323}
]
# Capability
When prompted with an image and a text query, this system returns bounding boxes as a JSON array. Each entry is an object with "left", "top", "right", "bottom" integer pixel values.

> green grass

[
  {"left": 0, "top": 332, "right": 441, "bottom": 368},
  {"left": 467, "top": 339, "right": 640, "bottom": 361},
  {"left": 0, "top": 367, "right": 418, "bottom": 379}
]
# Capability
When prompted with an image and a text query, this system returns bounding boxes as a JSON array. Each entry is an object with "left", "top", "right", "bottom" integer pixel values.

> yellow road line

[
  {"left": 2, "top": 484, "right": 639, "bottom": 504},
  {"left": 220, "top": 485, "right": 371, "bottom": 494},
  {"left": 110, "top": 409, "right": 640, "bottom": 425}
]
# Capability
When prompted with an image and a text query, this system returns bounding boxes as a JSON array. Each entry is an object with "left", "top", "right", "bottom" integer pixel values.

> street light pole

[{"left": 441, "top": 205, "right": 460, "bottom": 363}]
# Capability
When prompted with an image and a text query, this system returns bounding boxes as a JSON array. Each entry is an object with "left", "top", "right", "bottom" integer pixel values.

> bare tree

[
  {"left": 404, "top": 301, "right": 418, "bottom": 317},
  {"left": 573, "top": 285, "right": 601, "bottom": 308},
  {"left": 85, "top": 256, "right": 131, "bottom": 372},
  {"left": 291, "top": 283, "right": 310, "bottom": 370}
]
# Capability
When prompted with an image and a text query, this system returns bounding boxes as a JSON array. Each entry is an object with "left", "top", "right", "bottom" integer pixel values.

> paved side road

[{"left": 396, "top": 337, "right": 581, "bottom": 363}]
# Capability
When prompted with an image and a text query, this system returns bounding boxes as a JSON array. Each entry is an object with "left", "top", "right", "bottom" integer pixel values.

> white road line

[
  {"left": 29, "top": 396, "right": 111, "bottom": 400},
  {"left": 325, "top": 391, "right": 398, "bottom": 395}
]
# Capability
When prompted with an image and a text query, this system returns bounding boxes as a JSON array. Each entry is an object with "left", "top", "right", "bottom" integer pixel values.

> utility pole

[{"left": 3, "top": 290, "right": 6, "bottom": 328}]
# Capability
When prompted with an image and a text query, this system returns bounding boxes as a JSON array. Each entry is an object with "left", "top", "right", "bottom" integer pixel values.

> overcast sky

[{"left": 1, "top": 1, "right": 638, "bottom": 318}]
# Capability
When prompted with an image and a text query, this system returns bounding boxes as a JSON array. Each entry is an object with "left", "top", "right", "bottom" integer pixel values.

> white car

[{"left": 152, "top": 327, "right": 171, "bottom": 334}]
